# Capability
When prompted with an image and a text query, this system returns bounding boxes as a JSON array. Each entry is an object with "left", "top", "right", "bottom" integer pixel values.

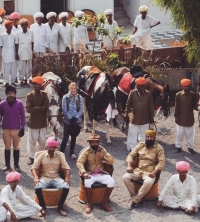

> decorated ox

[
  {"left": 77, "top": 66, "right": 115, "bottom": 143},
  {"left": 110, "top": 66, "right": 171, "bottom": 118}
]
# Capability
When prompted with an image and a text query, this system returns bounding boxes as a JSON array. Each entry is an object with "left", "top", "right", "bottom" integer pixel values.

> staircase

[{"left": 114, "top": 0, "right": 130, "bottom": 27}]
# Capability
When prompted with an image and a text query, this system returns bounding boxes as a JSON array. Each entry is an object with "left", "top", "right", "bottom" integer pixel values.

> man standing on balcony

[
  {"left": 45, "top": 12, "right": 69, "bottom": 53},
  {"left": 58, "top": 12, "right": 72, "bottom": 52},
  {"left": 99, "top": 9, "right": 121, "bottom": 50},
  {"left": 130, "top": 5, "right": 160, "bottom": 50},
  {"left": 30, "top": 12, "right": 48, "bottom": 56}
]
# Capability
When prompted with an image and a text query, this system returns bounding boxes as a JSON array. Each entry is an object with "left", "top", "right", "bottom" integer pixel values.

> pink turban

[
  {"left": 176, "top": 161, "right": 190, "bottom": 171},
  {"left": 9, "top": 12, "right": 20, "bottom": 20},
  {"left": 6, "top": 171, "right": 21, "bottom": 182},
  {"left": 46, "top": 137, "right": 59, "bottom": 147}
]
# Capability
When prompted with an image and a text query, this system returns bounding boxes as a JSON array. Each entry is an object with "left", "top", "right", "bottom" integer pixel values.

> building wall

[
  {"left": 120, "top": 0, "right": 173, "bottom": 31},
  {"left": 69, "top": 0, "right": 114, "bottom": 15}
]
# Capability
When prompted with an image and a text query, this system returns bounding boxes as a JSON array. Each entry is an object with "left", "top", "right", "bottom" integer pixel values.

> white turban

[
  {"left": 59, "top": 12, "right": 69, "bottom": 19},
  {"left": 34, "top": 12, "right": 44, "bottom": 20},
  {"left": 104, "top": 9, "right": 113, "bottom": 16},
  {"left": 139, "top": 5, "right": 149, "bottom": 13},
  {"left": 46, "top": 11, "right": 57, "bottom": 19},
  {"left": 74, "top": 11, "right": 84, "bottom": 18}
]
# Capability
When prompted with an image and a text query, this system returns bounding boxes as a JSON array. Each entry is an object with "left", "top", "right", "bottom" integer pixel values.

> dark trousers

[{"left": 60, "top": 122, "right": 77, "bottom": 155}]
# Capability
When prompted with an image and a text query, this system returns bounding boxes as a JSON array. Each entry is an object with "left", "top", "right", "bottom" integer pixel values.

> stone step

[
  {"left": 114, "top": 17, "right": 130, "bottom": 26},
  {"left": 115, "top": 10, "right": 126, "bottom": 15},
  {"left": 114, "top": 6, "right": 123, "bottom": 11}
]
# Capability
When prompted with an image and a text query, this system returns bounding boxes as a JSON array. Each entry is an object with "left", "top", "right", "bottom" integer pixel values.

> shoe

[
  {"left": 85, "top": 203, "right": 93, "bottom": 214},
  {"left": 14, "top": 166, "right": 21, "bottom": 172},
  {"left": 24, "top": 82, "right": 30, "bottom": 87},
  {"left": 27, "top": 157, "right": 34, "bottom": 165},
  {"left": 4, "top": 83, "right": 9, "bottom": 87},
  {"left": 2, "top": 166, "right": 12, "bottom": 172},
  {"left": 175, "top": 148, "right": 182, "bottom": 153},
  {"left": 12, "top": 82, "right": 17, "bottom": 87},
  {"left": 128, "top": 202, "right": 135, "bottom": 210},
  {"left": 20, "top": 82, "right": 25, "bottom": 87},
  {"left": 188, "top": 148, "right": 195, "bottom": 154},
  {"left": 58, "top": 208, "right": 67, "bottom": 216},
  {"left": 70, "top": 154, "right": 77, "bottom": 159}
]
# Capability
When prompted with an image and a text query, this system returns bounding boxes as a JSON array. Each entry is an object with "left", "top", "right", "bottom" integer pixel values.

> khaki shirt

[
  {"left": 32, "top": 150, "right": 70, "bottom": 182},
  {"left": 126, "top": 142, "right": 165, "bottom": 174},
  {"left": 174, "top": 90, "right": 197, "bottom": 127},
  {"left": 76, "top": 146, "right": 114, "bottom": 174},
  {"left": 26, "top": 90, "right": 49, "bottom": 129},
  {"left": 125, "top": 89, "right": 154, "bottom": 125}
]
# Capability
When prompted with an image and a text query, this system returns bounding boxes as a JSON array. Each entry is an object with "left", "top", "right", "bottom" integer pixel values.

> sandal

[{"left": 27, "top": 157, "right": 34, "bottom": 165}]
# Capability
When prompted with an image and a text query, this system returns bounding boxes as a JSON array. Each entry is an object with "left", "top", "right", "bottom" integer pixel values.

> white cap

[
  {"left": 34, "top": 12, "right": 44, "bottom": 20},
  {"left": 59, "top": 12, "right": 69, "bottom": 19},
  {"left": 74, "top": 11, "right": 84, "bottom": 18},
  {"left": 46, "top": 11, "right": 57, "bottom": 19},
  {"left": 139, "top": 5, "right": 149, "bottom": 12},
  {"left": 104, "top": 9, "right": 113, "bottom": 16}
]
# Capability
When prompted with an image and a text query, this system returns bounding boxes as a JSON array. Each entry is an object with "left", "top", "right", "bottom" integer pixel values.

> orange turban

[
  {"left": 32, "top": 76, "right": 44, "bottom": 85},
  {"left": 135, "top": 77, "right": 146, "bottom": 85},
  {"left": 181, "top": 79, "right": 191, "bottom": 87},
  {"left": 0, "top": 8, "right": 6, "bottom": 16},
  {"left": 5, "top": 20, "right": 13, "bottom": 27},
  {"left": 19, "top": 18, "right": 29, "bottom": 25}
]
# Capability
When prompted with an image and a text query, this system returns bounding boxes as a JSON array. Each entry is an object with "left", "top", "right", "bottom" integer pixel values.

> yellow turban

[
  {"left": 181, "top": 79, "right": 191, "bottom": 87},
  {"left": 145, "top": 130, "right": 156, "bottom": 137}
]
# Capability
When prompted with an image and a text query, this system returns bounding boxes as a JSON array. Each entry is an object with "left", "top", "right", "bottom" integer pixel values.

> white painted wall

[
  {"left": 70, "top": 0, "right": 114, "bottom": 15},
  {"left": 17, "top": 0, "right": 40, "bottom": 15},
  {"left": 120, "top": 0, "right": 173, "bottom": 31}
]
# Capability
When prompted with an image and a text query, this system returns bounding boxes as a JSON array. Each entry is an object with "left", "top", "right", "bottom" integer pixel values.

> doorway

[{"left": 41, "top": 0, "right": 68, "bottom": 22}]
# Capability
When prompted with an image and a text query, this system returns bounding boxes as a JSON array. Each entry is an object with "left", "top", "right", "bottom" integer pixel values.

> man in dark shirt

[
  {"left": 175, "top": 79, "right": 197, "bottom": 154},
  {"left": 26, "top": 76, "right": 49, "bottom": 164}
]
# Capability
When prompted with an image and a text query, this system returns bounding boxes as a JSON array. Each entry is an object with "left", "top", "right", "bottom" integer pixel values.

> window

[{"left": 4, "top": 0, "right": 14, "bottom": 15}]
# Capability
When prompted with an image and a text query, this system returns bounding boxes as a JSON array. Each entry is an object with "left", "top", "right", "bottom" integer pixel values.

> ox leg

[
  {"left": 105, "top": 122, "right": 111, "bottom": 143},
  {"left": 82, "top": 97, "right": 88, "bottom": 132},
  {"left": 92, "top": 120, "right": 98, "bottom": 134}
]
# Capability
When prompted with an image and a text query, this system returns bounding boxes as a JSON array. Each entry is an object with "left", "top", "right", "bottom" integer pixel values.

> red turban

[
  {"left": 6, "top": 171, "right": 21, "bottom": 182},
  {"left": 176, "top": 161, "right": 190, "bottom": 171},
  {"left": 46, "top": 137, "right": 59, "bottom": 147},
  {"left": 9, "top": 12, "right": 20, "bottom": 20},
  {"left": 19, "top": 18, "right": 29, "bottom": 25},
  {"left": 5, "top": 20, "right": 13, "bottom": 27},
  {"left": 135, "top": 77, "right": 146, "bottom": 85},
  {"left": 32, "top": 76, "right": 44, "bottom": 85},
  {"left": 181, "top": 79, "right": 191, "bottom": 87},
  {"left": 0, "top": 8, "right": 6, "bottom": 16}
]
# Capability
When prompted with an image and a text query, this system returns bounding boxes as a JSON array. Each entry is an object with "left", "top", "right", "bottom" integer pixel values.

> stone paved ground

[{"left": 0, "top": 85, "right": 200, "bottom": 222}]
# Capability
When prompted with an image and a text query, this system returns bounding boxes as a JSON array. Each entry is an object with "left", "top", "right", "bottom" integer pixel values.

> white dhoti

[
  {"left": 175, "top": 124, "right": 195, "bottom": 149},
  {"left": 3, "top": 62, "right": 17, "bottom": 83},
  {"left": 84, "top": 174, "right": 115, "bottom": 188},
  {"left": 6, "top": 204, "right": 38, "bottom": 221},
  {"left": 18, "top": 60, "right": 32, "bottom": 81},
  {"left": 162, "top": 194, "right": 199, "bottom": 212},
  {"left": 130, "top": 31, "right": 152, "bottom": 50},
  {"left": 27, "top": 127, "right": 46, "bottom": 159},
  {"left": 127, "top": 123, "right": 149, "bottom": 151},
  {"left": 0, "top": 206, "right": 7, "bottom": 222}
]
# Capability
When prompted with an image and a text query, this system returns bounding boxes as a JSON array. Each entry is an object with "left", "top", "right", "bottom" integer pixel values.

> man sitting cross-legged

[
  {"left": 123, "top": 130, "right": 165, "bottom": 209},
  {"left": 157, "top": 161, "right": 200, "bottom": 215},
  {"left": 31, "top": 137, "right": 71, "bottom": 216},
  {"left": 76, "top": 134, "right": 115, "bottom": 214}
]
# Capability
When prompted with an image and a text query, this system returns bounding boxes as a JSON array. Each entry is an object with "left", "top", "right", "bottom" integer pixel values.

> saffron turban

[
  {"left": 104, "top": 9, "right": 113, "bottom": 16},
  {"left": 9, "top": 12, "right": 20, "bottom": 20},
  {"left": 6, "top": 171, "right": 21, "bottom": 182},
  {"left": 19, "top": 18, "right": 29, "bottom": 25},
  {"left": 59, "top": 12, "right": 69, "bottom": 19},
  {"left": 32, "top": 76, "right": 44, "bottom": 85},
  {"left": 135, "top": 77, "right": 146, "bottom": 85},
  {"left": 145, "top": 130, "right": 156, "bottom": 137},
  {"left": 34, "top": 12, "right": 44, "bottom": 20},
  {"left": 181, "top": 78, "right": 191, "bottom": 87},
  {"left": 139, "top": 5, "right": 149, "bottom": 13},
  {"left": 46, "top": 137, "right": 59, "bottom": 147},
  {"left": 46, "top": 11, "right": 57, "bottom": 19},
  {"left": 176, "top": 161, "right": 190, "bottom": 171},
  {"left": 0, "top": 8, "right": 6, "bottom": 16},
  {"left": 74, "top": 11, "right": 84, "bottom": 18},
  {"left": 5, "top": 20, "right": 13, "bottom": 27},
  {"left": 87, "top": 134, "right": 100, "bottom": 142}
]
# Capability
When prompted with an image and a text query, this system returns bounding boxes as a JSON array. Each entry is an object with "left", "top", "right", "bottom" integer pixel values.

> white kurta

[
  {"left": 159, "top": 174, "right": 199, "bottom": 211},
  {"left": 0, "top": 185, "right": 42, "bottom": 220},
  {"left": 130, "top": 15, "right": 159, "bottom": 50},
  {"left": 11, "top": 25, "right": 22, "bottom": 35},
  {"left": 30, "top": 23, "right": 48, "bottom": 53},
  {"left": 73, "top": 25, "right": 89, "bottom": 53},
  {"left": 45, "top": 22, "right": 67, "bottom": 53},
  {"left": 0, "top": 24, "right": 5, "bottom": 73},
  {"left": 99, "top": 20, "right": 121, "bottom": 50},
  {"left": 0, "top": 32, "right": 17, "bottom": 83},
  {"left": 58, "top": 22, "right": 73, "bottom": 52}
]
